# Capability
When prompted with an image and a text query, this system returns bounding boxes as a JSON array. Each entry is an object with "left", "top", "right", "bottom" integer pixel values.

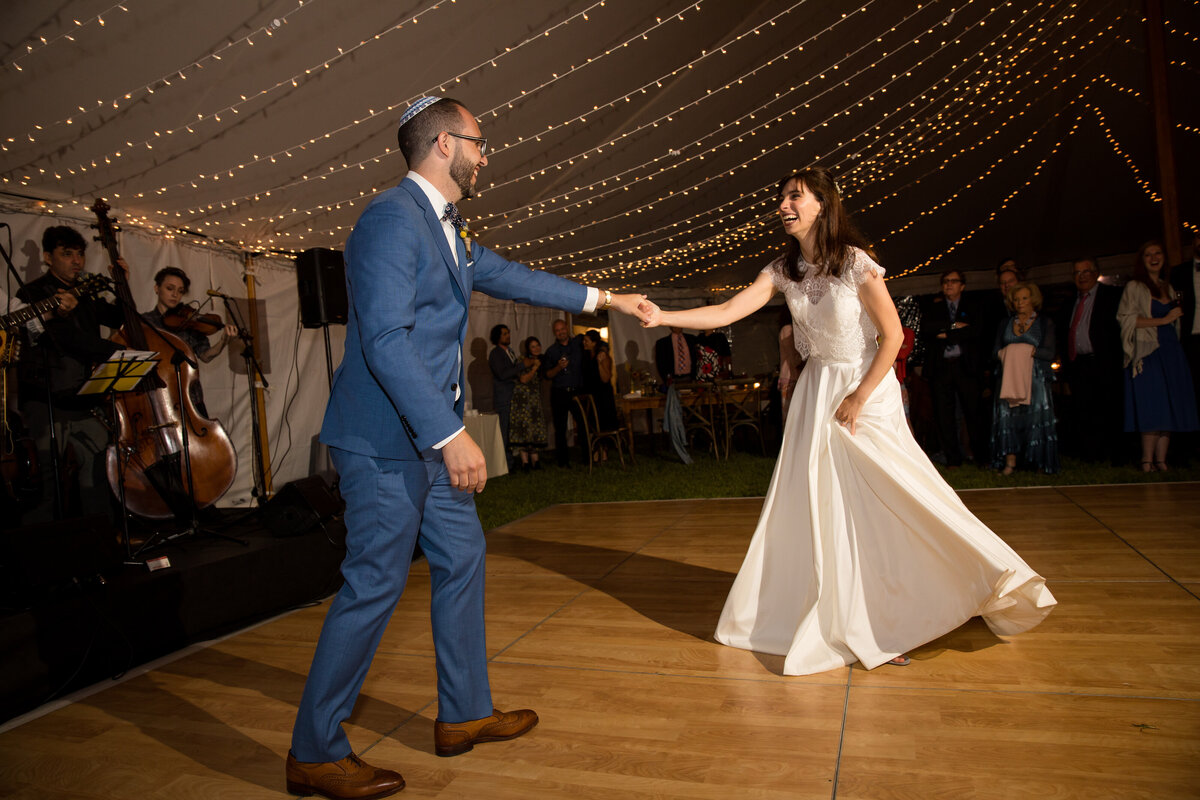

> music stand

[{"left": 78, "top": 350, "right": 158, "bottom": 563}]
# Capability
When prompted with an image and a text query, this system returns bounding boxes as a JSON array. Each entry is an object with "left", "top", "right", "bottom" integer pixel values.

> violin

[{"left": 162, "top": 305, "right": 224, "bottom": 336}]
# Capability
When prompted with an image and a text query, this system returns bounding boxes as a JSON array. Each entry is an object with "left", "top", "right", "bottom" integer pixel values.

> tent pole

[
  {"left": 1144, "top": 0, "right": 1181, "bottom": 263},
  {"left": 243, "top": 253, "right": 274, "bottom": 500}
]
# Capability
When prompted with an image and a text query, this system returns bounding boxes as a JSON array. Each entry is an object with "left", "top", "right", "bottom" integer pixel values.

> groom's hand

[{"left": 443, "top": 431, "right": 488, "bottom": 493}]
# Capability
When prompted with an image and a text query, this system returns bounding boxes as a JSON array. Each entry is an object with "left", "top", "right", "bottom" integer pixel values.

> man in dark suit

[
  {"left": 487, "top": 323, "right": 520, "bottom": 453},
  {"left": 542, "top": 318, "right": 587, "bottom": 467},
  {"left": 1169, "top": 229, "right": 1200, "bottom": 458},
  {"left": 287, "top": 96, "right": 653, "bottom": 800},
  {"left": 920, "top": 268, "right": 986, "bottom": 466},
  {"left": 1056, "top": 257, "right": 1124, "bottom": 461},
  {"left": 654, "top": 326, "right": 698, "bottom": 384}
]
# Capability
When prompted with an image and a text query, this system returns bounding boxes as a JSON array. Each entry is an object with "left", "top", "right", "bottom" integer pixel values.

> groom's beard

[{"left": 451, "top": 150, "right": 477, "bottom": 199}]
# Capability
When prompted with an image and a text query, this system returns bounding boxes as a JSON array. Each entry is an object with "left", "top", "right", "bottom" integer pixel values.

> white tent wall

[{"left": 1, "top": 208, "right": 344, "bottom": 508}]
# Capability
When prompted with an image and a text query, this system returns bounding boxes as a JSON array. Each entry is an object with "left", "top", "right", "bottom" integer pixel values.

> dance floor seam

[{"left": 2, "top": 483, "right": 1198, "bottom": 799}]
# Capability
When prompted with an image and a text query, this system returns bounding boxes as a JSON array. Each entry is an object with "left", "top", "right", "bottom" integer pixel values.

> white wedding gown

[{"left": 714, "top": 250, "right": 1056, "bottom": 675}]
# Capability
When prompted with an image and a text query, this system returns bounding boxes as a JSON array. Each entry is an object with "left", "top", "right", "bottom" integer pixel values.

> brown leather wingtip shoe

[
  {"left": 285, "top": 751, "right": 404, "bottom": 799},
  {"left": 434, "top": 707, "right": 539, "bottom": 757}
]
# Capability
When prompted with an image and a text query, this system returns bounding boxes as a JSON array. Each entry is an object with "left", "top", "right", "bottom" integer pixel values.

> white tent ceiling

[{"left": 2, "top": 0, "right": 1197, "bottom": 291}]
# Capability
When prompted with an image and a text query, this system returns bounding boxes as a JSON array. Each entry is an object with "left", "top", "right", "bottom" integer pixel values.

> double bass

[{"left": 91, "top": 199, "right": 237, "bottom": 518}]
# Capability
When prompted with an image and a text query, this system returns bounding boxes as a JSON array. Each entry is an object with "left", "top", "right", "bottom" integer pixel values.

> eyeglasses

[
  {"left": 436, "top": 131, "right": 487, "bottom": 155},
  {"left": 941, "top": 278, "right": 963, "bottom": 285}
]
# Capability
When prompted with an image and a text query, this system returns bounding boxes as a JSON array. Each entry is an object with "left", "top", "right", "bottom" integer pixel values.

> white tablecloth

[{"left": 464, "top": 412, "right": 508, "bottom": 478}]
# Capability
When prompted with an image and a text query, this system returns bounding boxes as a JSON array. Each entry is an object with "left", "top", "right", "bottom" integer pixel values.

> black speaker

[
  {"left": 295, "top": 248, "right": 347, "bottom": 328},
  {"left": 262, "top": 476, "right": 343, "bottom": 538}
]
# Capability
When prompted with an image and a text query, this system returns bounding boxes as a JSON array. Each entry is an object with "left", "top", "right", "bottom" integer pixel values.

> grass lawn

[{"left": 474, "top": 447, "right": 1200, "bottom": 532}]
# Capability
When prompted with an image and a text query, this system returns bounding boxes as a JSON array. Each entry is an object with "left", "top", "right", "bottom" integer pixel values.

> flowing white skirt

[{"left": 714, "top": 356, "right": 1056, "bottom": 675}]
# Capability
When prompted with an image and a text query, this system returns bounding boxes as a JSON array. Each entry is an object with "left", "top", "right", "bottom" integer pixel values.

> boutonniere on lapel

[
  {"left": 443, "top": 201, "right": 476, "bottom": 267},
  {"left": 459, "top": 225, "right": 475, "bottom": 266}
]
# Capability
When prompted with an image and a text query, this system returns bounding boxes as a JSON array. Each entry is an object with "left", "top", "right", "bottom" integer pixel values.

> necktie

[
  {"left": 1068, "top": 291, "right": 1086, "bottom": 360},
  {"left": 674, "top": 333, "right": 690, "bottom": 376}
]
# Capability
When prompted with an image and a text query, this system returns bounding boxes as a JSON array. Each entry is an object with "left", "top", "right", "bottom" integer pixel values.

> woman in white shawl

[{"left": 1117, "top": 240, "right": 1199, "bottom": 471}]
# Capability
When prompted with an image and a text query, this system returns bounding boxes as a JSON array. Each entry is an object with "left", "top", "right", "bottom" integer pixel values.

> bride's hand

[
  {"left": 638, "top": 299, "right": 663, "bottom": 328},
  {"left": 834, "top": 391, "right": 866, "bottom": 436}
]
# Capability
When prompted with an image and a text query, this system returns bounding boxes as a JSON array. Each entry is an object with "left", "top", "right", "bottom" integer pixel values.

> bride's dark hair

[{"left": 778, "top": 167, "right": 873, "bottom": 283}]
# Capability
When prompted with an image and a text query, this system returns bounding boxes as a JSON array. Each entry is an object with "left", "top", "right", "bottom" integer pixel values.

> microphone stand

[
  {"left": 0, "top": 231, "right": 66, "bottom": 519},
  {"left": 214, "top": 292, "right": 270, "bottom": 505}
]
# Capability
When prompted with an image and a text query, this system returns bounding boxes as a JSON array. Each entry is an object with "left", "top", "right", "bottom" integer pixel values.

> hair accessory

[{"left": 399, "top": 96, "right": 441, "bottom": 129}]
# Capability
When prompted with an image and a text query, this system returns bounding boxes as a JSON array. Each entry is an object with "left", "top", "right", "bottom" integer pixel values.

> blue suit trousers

[{"left": 291, "top": 446, "right": 493, "bottom": 761}]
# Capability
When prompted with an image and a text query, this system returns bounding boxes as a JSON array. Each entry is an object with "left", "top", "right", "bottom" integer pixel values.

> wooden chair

[
  {"left": 573, "top": 393, "right": 631, "bottom": 474},
  {"left": 674, "top": 382, "right": 723, "bottom": 459},
  {"left": 718, "top": 379, "right": 765, "bottom": 458}
]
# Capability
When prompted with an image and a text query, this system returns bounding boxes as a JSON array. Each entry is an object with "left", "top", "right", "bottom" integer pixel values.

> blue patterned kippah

[{"left": 398, "top": 96, "right": 441, "bottom": 129}]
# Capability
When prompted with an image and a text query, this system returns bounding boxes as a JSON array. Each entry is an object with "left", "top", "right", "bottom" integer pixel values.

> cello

[{"left": 91, "top": 199, "right": 238, "bottom": 519}]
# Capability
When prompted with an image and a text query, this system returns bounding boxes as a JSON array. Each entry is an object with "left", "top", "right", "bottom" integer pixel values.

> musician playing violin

[
  {"left": 141, "top": 266, "right": 238, "bottom": 417},
  {"left": 16, "top": 225, "right": 125, "bottom": 521}
]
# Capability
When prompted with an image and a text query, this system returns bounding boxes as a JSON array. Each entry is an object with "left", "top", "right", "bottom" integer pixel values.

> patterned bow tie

[{"left": 442, "top": 202, "right": 466, "bottom": 232}]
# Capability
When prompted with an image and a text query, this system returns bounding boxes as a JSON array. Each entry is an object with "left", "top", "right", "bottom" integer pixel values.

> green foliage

[{"left": 474, "top": 451, "right": 1199, "bottom": 532}]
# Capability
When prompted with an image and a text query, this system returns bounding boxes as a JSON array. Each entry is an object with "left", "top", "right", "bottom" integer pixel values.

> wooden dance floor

[{"left": 2, "top": 483, "right": 1198, "bottom": 798}]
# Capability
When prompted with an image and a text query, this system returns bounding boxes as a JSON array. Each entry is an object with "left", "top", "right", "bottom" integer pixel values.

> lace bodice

[{"left": 765, "top": 248, "right": 885, "bottom": 363}]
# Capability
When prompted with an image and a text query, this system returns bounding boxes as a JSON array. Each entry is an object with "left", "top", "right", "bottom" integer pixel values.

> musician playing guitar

[{"left": 16, "top": 225, "right": 125, "bottom": 521}]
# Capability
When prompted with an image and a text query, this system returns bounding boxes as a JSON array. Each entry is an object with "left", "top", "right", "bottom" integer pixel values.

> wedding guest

[
  {"left": 508, "top": 336, "right": 548, "bottom": 471},
  {"left": 1169, "top": 229, "right": 1200, "bottom": 459},
  {"left": 1056, "top": 257, "right": 1123, "bottom": 461},
  {"left": 581, "top": 329, "right": 618, "bottom": 461},
  {"left": 1118, "top": 240, "right": 1199, "bottom": 471},
  {"left": 542, "top": 319, "right": 587, "bottom": 467},
  {"left": 488, "top": 323, "right": 520, "bottom": 453},
  {"left": 990, "top": 282, "right": 1058, "bottom": 474},
  {"left": 920, "top": 268, "right": 987, "bottom": 466}
]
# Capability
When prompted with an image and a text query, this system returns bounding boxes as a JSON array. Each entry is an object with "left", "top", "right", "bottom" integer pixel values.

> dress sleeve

[
  {"left": 761, "top": 255, "right": 787, "bottom": 289},
  {"left": 846, "top": 249, "right": 885, "bottom": 286}
]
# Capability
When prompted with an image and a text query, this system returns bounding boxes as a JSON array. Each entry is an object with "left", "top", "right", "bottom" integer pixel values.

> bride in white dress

[{"left": 641, "top": 168, "right": 1056, "bottom": 675}]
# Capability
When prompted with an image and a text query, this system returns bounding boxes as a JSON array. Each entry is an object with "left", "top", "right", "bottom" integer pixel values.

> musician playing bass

[
  {"left": 141, "top": 266, "right": 238, "bottom": 417},
  {"left": 16, "top": 225, "right": 124, "bottom": 521}
]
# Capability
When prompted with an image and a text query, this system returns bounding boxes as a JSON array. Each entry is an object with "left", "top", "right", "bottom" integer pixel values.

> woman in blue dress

[
  {"left": 1118, "top": 240, "right": 1200, "bottom": 471},
  {"left": 990, "top": 282, "right": 1059, "bottom": 474}
]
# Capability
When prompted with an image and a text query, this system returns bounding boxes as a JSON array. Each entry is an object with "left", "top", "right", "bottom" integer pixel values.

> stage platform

[
  {"left": 0, "top": 482, "right": 1198, "bottom": 798},
  {"left": 0, "top": 502, "right": 347, "bottom": 724}
]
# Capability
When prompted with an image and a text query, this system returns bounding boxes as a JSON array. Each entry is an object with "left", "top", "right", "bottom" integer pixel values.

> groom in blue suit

[{"left": 286, "top": 96, "right": 652, "bottom": 799}]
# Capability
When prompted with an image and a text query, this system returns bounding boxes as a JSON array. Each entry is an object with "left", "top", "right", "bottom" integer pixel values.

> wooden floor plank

[{"left": 1, "top": 483, "right": 1197, "bottom": 798}]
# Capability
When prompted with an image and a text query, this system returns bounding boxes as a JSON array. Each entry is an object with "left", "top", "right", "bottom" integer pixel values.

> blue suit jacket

[{"left": 321, "top": 178, "right": 588, "bottom": 459}]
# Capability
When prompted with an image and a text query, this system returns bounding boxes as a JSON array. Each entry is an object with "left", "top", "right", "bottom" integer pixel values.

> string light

[
  {"left": 276, "top": 0, "right": 1108, "bottom": 287},
  {"left": 15, "top": 0, "right": 616, "bottom": 195},
  {"left": 4, "top": 3, "right": 312, "bottom": 147},
  {"left": 498, "top": 0, "right": 1091, "bottom": 279},
  {"left": 3, "top": 2, "right": 132, "bottom": 73},
  {"left": 560, "top": 2, "right": 1127, "bottom": 286},
  {"left": 0, "top": 0, "right": 1185, "bottom": 289}
]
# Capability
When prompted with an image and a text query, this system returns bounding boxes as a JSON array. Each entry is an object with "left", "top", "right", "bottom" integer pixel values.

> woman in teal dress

[{"left": 990, "top": 282, "right": 1059, "bottom": 474}]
